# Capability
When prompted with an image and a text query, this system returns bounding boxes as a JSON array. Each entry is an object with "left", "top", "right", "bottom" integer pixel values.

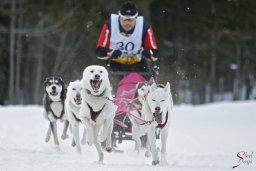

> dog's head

[
  {"left": 134, "top": 82, "right": 151, "bottom": 104},
  {"left": 67, "top": 80, "right": 82, "bottom": 107},
  {"left": 82, "top": 65, "right": 110, "bottom": 95},
  {"left": 146, "top": 82, "right": 172, "bottom": 124},
  {"left": 44, "top": 76, "right": 66, "bottom": 102}
]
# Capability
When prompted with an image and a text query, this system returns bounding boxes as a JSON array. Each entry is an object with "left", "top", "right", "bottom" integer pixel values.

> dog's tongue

[
  {"left": 154, "top": 113, "right": 162, "bottom": 124},
  {"left": 93, "top": 80, "right": 101, "bottom": 90}
]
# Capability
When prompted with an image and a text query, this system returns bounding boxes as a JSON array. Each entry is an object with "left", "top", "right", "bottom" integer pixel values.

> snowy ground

[{"left": 0, "top": 101, "right": 256, "bottom": 171}]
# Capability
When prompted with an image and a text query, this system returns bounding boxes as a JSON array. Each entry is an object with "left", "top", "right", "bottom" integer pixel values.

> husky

[
  {"left": 79, "top": 65, "right": 116, "bottom": 163},
  {"left": 128, "top": 82, "right": 151, "bottom": 156},
  {"left": 65, "top": 80, "right": 86, "bottom": 152},
  {"left": 142, "top": 82, "right": 173, "bottom": 165},
  {"left": 43, "top": 76, "right": 69, "bottom": 149}
]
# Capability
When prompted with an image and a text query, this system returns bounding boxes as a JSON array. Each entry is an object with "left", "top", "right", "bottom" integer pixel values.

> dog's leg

[
  {"left": 105, "top": 120, "right": 113, "bottom": 152},
  {"left": 81, "top": 127, "right": 87, "bottom": 145},
  {"left": 132, "top": 126, "right": 141, "bottom": 153},
  {"left": 72, "top": 125, "right": 81, "bottom": 153},
  {"left": 98, "top": 119, "right": 112, "bottom": 143},
  {"left": 93, "top": 126, "right": 104, "bottom": 164},
  {"left": 80, "top": 117, "right": 94, "bottom": 146},
  {"left": 45, "top": 123, "right": 51, "bottom": 143},
  {"left": 72, "top": 138, "right": 76, "bottom": 147},
  {"left": 61, "top": 120, "right": 69, "bottom": 140},
  {"left": 147, "top": 126, "right": 159, "bottom": 165},
  {"left": 145, "top": 134, "right": 151, "bottom": 158},
  {"left": 160, "top": 129, "right": 168, "bottom": 165},
  {"left": 50, "top": 122, "right": 60, "bottom": 149}
]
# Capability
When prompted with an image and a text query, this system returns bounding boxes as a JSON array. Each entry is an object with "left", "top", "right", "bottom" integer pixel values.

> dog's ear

[
  {"left": 69, "top": 81, "right": 73, "bottom": 86},
  {"left": 60, "top": 78, "right": 67, "bottom": 100},
  {"left": 43, "top": 77, "right": 50, "bottom": 86},
  {"left": 165, "top": 82, "right": 170, "bottom": 94},
  {"left": 148, "top": 77, "right": 155, "bottom": 85},
  {"left": 150, "top": 83, "right": 157, "bottom": 92}
]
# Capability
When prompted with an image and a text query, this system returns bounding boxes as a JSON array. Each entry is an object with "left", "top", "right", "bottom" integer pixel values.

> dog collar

[{"left": 86, "top": 89, "right": 106, "bottom": 97}]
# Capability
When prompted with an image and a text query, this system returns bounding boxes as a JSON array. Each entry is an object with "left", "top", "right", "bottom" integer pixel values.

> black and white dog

[{"left": 43, "top": 76, "right": 69, "bottom": 149}]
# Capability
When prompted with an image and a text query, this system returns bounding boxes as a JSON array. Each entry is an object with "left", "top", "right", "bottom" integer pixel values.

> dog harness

[
  {"left": 86, "top": 103, "right": 106, "bottom": 123},
  {"left": 72, "top": 112, "right": 81, "bottom": 122},
  {"left": 48, "top": 101, "right": 65, "bottom": 120},
  {"left": 129, "top": 102, "right": 142, "bottom": 117}
]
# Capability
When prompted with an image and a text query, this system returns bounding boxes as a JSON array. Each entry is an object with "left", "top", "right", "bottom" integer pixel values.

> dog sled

[{"left": 107, "top": 62, "right": 160, "bottom": 146}]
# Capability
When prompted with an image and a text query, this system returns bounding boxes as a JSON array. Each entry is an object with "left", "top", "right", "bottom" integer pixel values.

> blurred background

[{"left": 0, "top": 0, "right": 256, "bottom": 105}]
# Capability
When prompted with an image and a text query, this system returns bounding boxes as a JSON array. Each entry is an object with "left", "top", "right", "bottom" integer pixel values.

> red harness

[{"left": 86, "top": 103, "right": 106, "bottom": 122}]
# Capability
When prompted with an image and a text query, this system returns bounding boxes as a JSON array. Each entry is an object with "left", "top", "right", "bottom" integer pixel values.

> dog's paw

[
  {"left": 81, "top": 137, "right": 86, "bottom": 145},
  {"left": 76, "top": 147, "right": 82, "bottom": 153},
  {"left": 105, "top": 147, "right": 112, "bottom": 153},
  {"left": 87, "top": 140, "right": 93, "bottom": 146},
  {"left": 145, "top": 151, "right": 151, "bottom": 158},
  {"left": 152, "top": 160, "right": 160, "bottom": 165},
  {"left": 61, "top": 134, "right": 69, "bottom": 140},
  {"left": 71, "top": 140, "right": 76, "bottom": 147},
  {"left": 45, "top": 135, "right": 50, "bottom": 143},
  {"left": 55, "top": 144, "right": 60, "bottom": 151}
]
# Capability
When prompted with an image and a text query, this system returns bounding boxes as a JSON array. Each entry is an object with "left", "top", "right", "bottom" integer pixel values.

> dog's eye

[
  {"left": 99, "top": 70, "right": 103, "bottom": 73},
  {"left": 161, "top": 100, "right": 165, "bottom": 102},
  {"left": 72, "top": 88, "right": 75, "bottom": 91},
  {"left": 90, "top": 70, "right": 94, "bottom": 73},
  {"left": 141, "top": 88, "right": 144, "bottom": 91},
  {"left": 152, "top": 99, "right": 156, "bottom": 102}
]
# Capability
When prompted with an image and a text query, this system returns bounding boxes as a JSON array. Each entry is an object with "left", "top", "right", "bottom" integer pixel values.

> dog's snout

[
  {"left": 52, "top": 86, "right": 56, "bottom": 91},
  {"left": 76, "top": 94, "right": 81, "bottom": 98},
  {"left": 94, "top": 74, "right": 100, "bottom": 80},
  {"left": 155, "top": 106, "right": 161, "bottom": 113}
]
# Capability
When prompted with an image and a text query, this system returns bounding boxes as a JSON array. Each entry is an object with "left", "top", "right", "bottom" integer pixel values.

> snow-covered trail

[{"left": 0, "top": 102, "right": 255, "bottom": 171}]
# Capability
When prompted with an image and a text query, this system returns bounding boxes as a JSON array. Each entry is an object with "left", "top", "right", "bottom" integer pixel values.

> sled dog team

[{"left": 43, "top": 65, "right": 173, "bottom": 165}]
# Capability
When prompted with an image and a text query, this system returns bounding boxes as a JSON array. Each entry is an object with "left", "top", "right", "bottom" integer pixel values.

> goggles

[{"left": 118, "top": 11, "right": 138, "bottom": 20}]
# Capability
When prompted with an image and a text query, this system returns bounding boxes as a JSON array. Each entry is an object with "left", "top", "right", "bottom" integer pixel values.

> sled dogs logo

[{"left": 232, "top": 151, "right": 254, "bottom": 169}]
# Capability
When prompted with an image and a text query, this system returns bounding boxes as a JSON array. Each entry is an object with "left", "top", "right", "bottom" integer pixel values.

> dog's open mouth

[
  {"left": 50, "top": 91, "right": 58, "bottom": 96},
  {"left": 153, "top": 112, "right": 162, "bottom": 124},
  {"left": 74, "top": 97, "right": 82, "bottom": 105},
  {"left": 90, "top": 79, "right": 102, "bottom": 92}
]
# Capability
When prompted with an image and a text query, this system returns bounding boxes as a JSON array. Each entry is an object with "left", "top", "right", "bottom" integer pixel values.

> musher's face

[{"left": 120, "top": 17, "right": 136, "bottom": 32}]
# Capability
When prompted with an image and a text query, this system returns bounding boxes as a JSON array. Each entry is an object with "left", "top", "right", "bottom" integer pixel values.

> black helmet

[{"left": 119, "top": 1, "right": 138, "bottom": 18}]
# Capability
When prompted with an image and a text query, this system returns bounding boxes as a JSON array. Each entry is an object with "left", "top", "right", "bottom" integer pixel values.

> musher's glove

[
  {"left": 141, "top": 49, "right": 152, "bottom": 59},
  {"left": 111, "top": 50, "right": 122, "bottom": 59}
]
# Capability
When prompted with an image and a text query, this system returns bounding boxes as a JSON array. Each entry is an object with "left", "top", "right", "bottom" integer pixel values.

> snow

[{"left": 0, "top": 101, "right": 256, "bottom": 171}]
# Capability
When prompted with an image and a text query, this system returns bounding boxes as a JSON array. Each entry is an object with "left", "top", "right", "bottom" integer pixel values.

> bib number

[{"left": 116, "top": 42, "right": 135, "bottom": 51}]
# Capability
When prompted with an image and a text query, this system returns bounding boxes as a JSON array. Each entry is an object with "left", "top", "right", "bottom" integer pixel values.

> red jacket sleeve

[
  {"left": 144, "top": 26, "right": 158, "bottom": 50},
  {"left": 97, "top": 23, "right": 111, "bottom": 49}
]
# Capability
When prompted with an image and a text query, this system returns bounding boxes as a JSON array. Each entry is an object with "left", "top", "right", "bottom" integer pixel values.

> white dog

[
  {"left": 142, "top": 82, "right": 173, "bottom": 165},
  {"left": 43, "top": 76, "right": 69, "bottom": 149},
  {"left": 79, "top": 65, "right": 116, "bottom": 163},
  {"left": 128, "top": 82, "right": 151, "bottom": 156},
  {"left": 65, "top": 80, "right": 86, "bottom": 152}
]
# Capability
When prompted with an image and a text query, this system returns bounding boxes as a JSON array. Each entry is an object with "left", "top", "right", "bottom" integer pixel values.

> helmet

[{"left": 119, "top": 1, "right": 138, "bottom": 19}]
